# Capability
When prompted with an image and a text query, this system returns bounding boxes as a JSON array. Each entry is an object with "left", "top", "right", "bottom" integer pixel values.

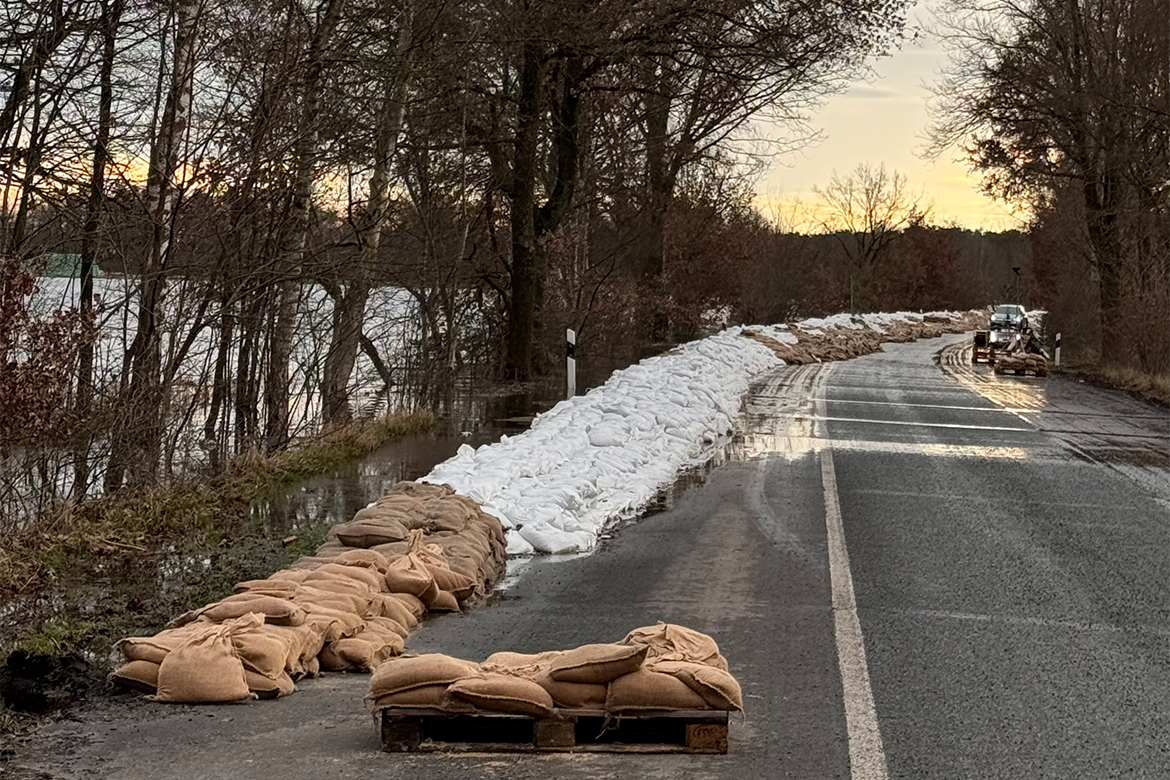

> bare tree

[
  {"left": 815, "top": 163, "right": 926, "bottom": 311},
  {"left": 929, "top": 0, "right": 1170, "bottom": 362},
  {"left": 264, "top": 0, "right": 348, "bottom": 452},
  {"left": 321, "top": 0, "right": 414, "bottom": 427}
]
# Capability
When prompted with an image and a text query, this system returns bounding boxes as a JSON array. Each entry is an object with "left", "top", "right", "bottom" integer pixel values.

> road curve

[{"left": 12, "top": 334, "right": 1170, "bottom": 780}]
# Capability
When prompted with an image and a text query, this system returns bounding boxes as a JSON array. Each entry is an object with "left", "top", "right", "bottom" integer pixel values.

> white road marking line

[
  {"left": 813, "top": 364, "right": 888, "bottom": 778},
  {"left": 821, "top": 448, "right": 889, "bottom": 780},
  {"left": 801, "top": 414, "right": 1036, "bottom": 433}
]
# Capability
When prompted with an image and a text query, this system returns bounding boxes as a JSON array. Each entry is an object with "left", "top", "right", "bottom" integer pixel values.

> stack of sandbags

[
  {"left": 995, "top": 352, "right": 1046, "bottom": 375},
  {"left": 110, "top": 481, "right": 507, "bottom": 703},
  {"left": 1021, "top": 353, "right": 1047, "bottom": 375},
  {"left": 367, "top": 623, "right": 742, "bottom": 717},
  {"left": 112, "top": 613, "right": 307, "bottom": 701}
]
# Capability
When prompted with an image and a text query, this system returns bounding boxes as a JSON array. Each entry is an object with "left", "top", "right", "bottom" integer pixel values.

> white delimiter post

[
  {"left": 1055, "top": 332, "right": 1062, "bottom": 367},
  {"left": 566, "top": 329, "right": 577, "bottom": 399}
]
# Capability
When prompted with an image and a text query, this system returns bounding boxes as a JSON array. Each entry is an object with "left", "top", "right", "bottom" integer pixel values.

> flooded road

[{"left": 9, "top": 334, "right": 1170, "bottom": 780}]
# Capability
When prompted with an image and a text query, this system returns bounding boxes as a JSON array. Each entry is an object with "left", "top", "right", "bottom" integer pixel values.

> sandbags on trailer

[
  {"left": 367, "top": 623, "right": 742, "bottom": 719},
  {"left": 110, "top": 480, "right": 507, "bottom": 703},
  {"left": 994, "top": 352, "right": 1048, "bottom": 376}
]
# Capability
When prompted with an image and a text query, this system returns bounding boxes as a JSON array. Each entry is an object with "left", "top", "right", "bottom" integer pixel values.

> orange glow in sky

[{"left": 755, "top": 9, "right": 1030, "bottom": 233}]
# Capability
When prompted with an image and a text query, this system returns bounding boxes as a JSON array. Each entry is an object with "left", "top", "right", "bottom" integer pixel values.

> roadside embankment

[
  {"left": 1060, "top": 363, "right": 1170, "bottom": 407},
  {"left": 0, "top": 411, "right": 434, "bottom": 708}
]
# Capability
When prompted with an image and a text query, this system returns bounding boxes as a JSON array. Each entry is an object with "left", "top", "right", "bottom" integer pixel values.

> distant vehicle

[
  {"left": 975, "top": 304, "right": 1030, "bottom": 365},
  {"left": 989, "top": 304, "right": 1028, "bottom": 333}
]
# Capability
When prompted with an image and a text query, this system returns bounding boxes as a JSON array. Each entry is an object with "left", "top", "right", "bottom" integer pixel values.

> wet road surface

[{"left": 9, "top": 334, "right": 1169, "bottom": 779}]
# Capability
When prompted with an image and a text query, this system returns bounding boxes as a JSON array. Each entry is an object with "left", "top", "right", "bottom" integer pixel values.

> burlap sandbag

[
  {"left": 648, "top": 661, "right": 743, "bottom": 710},
  {"left": 390, "top": 480, "right": 452, "bottom": 498},
  {"left": 369, "top": 541, "right": 410, "bottom": 558},
  {"left": 369, "top": 654, "right": 479, "bottom": 697},
  {"left": 420, "top": 582, "right": 461, "bottom": 613},
  {"left": 548, "top": 644, "right": 647, "bottom": 684},
  {"left": 267, "top": 569, "right": 311, "bottom": 583},
  {"left": 370, "top": 684, "right": 475, "bottom": 713},
  {"left": 363, "top": 615, "right": 409, "bottom": 639},
  {"left": 448, "top": 674, "right": 555, "bottom": 717},
  {"left": 533, "top": 671, "right": 606, "bottom": 709},
  {"left": 481, "top": 650, "right": 564, "bottom": 679},
  {"left": 288, "top": 555, "right": 339, "bottom": 570},
  {"left": 313, "top": 544, "right": 349, "bottom": 560},
  {"left": 262, "top": 623, "right": 325, "bottom": 678},
  {"left": 352, "top": 501, "right": 413, "bottom": 523},
  {"left": 427, "top": 565, "right": 476, "bottom": 601},
  {"left": 605, "top": 669, "right": 709, "bottom": 713},
  {"left": 298, "top": 576, "right": 373, "bottom": 597},
  {"left": 292, "top": 585, "right": 371, "bottom": 614},
  {"left": 620, "top": 623, "right": 727, "bottom": 670},
  {"left": 153, "top": 625, "right": 252, "bottom": 703},
  {"left": 370, "top": 594, "right": 418, "bottom": 629},
  {"left": 321, "top": 635, "right": 402, "bottom": 672},
  {"left": 419, "top": 506, "right": 468, "bottom": 534},
  {"left": 110, "top": 660, "right": 161, "bottom": 694},
  {"left": 245, "top": 669, "right": 296, "bottom": 699},
  {"left": 118, "top": 624, "right": 205, "bottom": 664},
  {"left": 383, "top": 554, "right": 434, "bottom": 597},
  {"left": 299, "top": 604, "right": 365, "bottom": 642},
  {"left": 334, "top": 549, "right": 391, "bottom": 573},
  {"left": 387, "top": 593, "right": 426, "bottom": 619},
  {"left": 231, "top": 627, "right": 291, "bottom": 679},
  {"left": 179, "top": 596, "right": 305, "bottom": 627},
  {"left": 234, "top": 579, "right": 301, "bottom": 596},
  {"left": 332, "top": 518, "right": 409, "bottom": 548},
  {"left": 444, "top": 556, "right": 485, "bottom": 588},
  {"left": 303, "top": 563, "right": 383, "bottom": 592}
]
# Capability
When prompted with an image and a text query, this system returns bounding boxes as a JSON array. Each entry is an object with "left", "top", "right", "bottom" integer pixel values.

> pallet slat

[{"left": 379, "top": 708, "right": 730, "bottom": 754}]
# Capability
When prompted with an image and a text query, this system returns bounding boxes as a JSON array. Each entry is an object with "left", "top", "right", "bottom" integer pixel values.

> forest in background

[{"left": 0, "top": 0, "right": 1164, "bottom": 528}]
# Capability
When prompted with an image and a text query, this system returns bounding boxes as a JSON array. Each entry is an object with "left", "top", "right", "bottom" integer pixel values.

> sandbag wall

[
  {"left": 368, "top": 623, "right": 742, "bottom": 717},
  {"left": 744, "top": 311, "right": 984, "bottom": 367},
  {"left": 110, "top": 481, "right": 507, "bottom": 702}
]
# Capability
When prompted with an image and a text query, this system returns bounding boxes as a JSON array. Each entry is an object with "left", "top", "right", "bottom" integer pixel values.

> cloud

[{"left": 844, "top": 85, "right": 902, "bottom": 100}]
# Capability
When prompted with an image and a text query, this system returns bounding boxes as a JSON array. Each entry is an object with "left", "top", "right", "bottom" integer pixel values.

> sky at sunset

[{"left": 755, "top": 7, "right": 1030, "bottom": 233}]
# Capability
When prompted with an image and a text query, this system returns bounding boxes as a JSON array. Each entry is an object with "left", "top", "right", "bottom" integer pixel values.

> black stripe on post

[{"left": 566, "top": 341, "right": 576, "bottom": 359}]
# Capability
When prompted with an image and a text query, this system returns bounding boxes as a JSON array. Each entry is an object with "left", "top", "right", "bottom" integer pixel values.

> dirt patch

[{"left": 0, "top": 650, "right": 93, "bottom": 714}]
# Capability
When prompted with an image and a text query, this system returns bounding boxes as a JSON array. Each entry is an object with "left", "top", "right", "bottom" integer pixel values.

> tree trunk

[
  {"left": 71, "top": 0, "right": 122, "bottom": 500},
  {"left": 504, "top": 41, "right": 543, "bottom": 381},
  {"left": 322, "top": 1, "right": 411, "bottom": 427},
  {"left": 107, "top": 0, "right": 200, "bottom": 490},
  {"left": 234, "top": 289, "right": 263, "bottom": 453},
  {"left": 265, "top": 0, "right": 347, "bottom": 452},
  {"left": 204, "top": 289, "right": 233, "bottom": 472},
  {"left": 1083, "top": 172, "right": 1126, "bottom": 362},
  {"left": 641, "top": 64, "right": 670, "bottom": 340}
]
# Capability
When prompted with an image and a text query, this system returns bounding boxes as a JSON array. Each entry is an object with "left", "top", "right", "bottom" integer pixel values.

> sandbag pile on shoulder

[
  {"left": 110, "top": 480, "right": 507, "bottom": 703},
  {"left": 366, "top": 623, "right": 742, "bottom": 718}
]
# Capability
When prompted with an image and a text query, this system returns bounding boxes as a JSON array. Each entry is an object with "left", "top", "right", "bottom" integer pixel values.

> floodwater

[{"left": 0, "top": 381, "right": 558, "bottom": 667}]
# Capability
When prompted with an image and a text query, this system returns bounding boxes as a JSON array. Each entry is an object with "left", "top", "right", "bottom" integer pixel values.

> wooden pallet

[{"left": 380, "top": 707, "right": 729, "bottom": 754}]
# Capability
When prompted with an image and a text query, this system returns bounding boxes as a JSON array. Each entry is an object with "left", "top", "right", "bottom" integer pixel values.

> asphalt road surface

[{"left": 9, "top": 334, "right": 1169, "bottom": 779}]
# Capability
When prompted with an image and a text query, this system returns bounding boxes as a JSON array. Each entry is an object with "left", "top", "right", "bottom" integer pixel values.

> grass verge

[
  {"left": 0, "top": 410, "right": 434, "bottom": 722},
  {"left": 0, "top": 411, "right": 433, "bottom": 597},
  {"left": 1060, "top": 363, "right": 1170, "bottom": 407}
]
